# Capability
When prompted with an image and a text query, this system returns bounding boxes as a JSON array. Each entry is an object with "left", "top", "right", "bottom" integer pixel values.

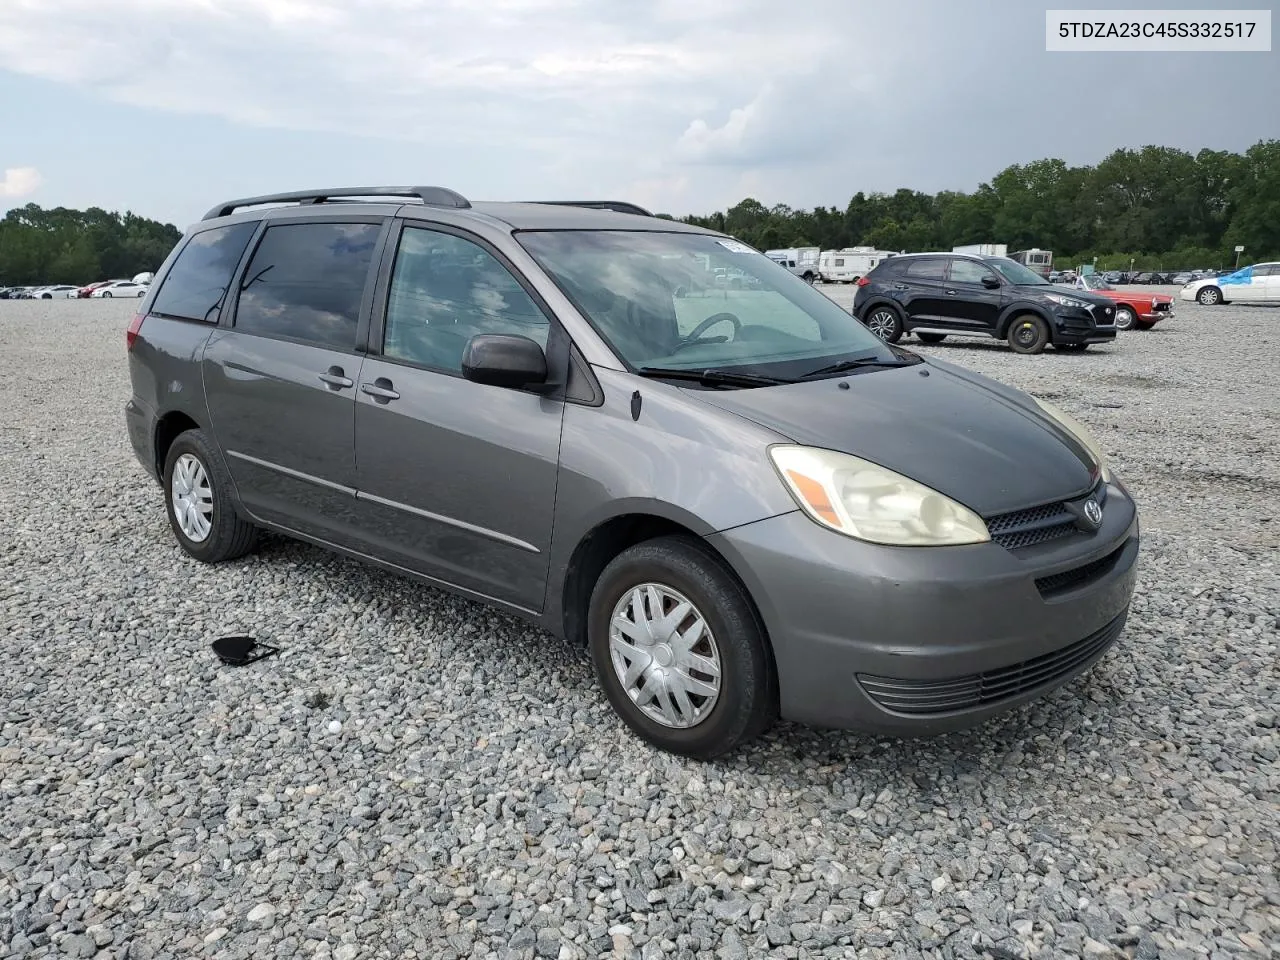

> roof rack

[
  {"left": 202, "top": 186, "right": 471, "bottom": 221},
  {"left": 532, "top": 200, "right": 654, "bottom": 217}
]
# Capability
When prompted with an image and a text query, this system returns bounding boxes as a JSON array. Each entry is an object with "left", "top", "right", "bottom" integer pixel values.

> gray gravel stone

[{"left": 0, "top": 294, "right": 1277, "bottom": 959}]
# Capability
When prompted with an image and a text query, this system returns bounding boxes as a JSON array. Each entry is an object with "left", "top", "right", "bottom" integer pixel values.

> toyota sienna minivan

[{"left": 125, "top": 186, "right": 1140, "bottom": 758}]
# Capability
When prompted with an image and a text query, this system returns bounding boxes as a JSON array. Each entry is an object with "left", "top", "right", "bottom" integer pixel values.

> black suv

[{"left": 853, "top": 253, "right": 1118, "bottom": 354}]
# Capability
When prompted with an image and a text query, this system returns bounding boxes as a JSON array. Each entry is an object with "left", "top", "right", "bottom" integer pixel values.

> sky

[{"left": 1, "top": 0, "right": 1277, "bottom": 228}]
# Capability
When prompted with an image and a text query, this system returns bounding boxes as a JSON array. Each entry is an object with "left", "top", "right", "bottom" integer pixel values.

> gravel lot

[{"left": 1, "top": 293, "right": 1277, "bottom": 960}]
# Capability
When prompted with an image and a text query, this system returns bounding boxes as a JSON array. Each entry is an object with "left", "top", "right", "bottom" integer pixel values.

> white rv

[
  {"left": 764, "top": 247, "right": 820, "bottom": 283},
  {"left": 952, "top": 243, "right": 1008, "bottom": 258},
  {"left": 818, "top": 247, "right": 896, "bottom": 283}
]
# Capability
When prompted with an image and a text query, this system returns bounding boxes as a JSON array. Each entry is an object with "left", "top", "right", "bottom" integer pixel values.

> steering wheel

[{"left": 673, "top": 312, "right": 741, "bottom": 352}]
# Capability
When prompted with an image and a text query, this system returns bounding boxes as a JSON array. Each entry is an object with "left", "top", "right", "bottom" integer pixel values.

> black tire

[
  {"left": 1007, "top": 314, "right": 1050, "bottom": 355},
  {"left": 1054, "top": 343, "right": 1088, "bottom": 352},
  {"left": 862, "top": 304, "right": 904, "bottom": 343},
  {"left": 162, "top": 429, "right": 258, "bottom": 563},
  {"left": 587, "top": 536, "right": 777, "bottom": 759},
  {"left": 1197, "top": 286, "right": 1222, "bottom": 305},
  {"left": 1114, "top": 307, "right": 1136, "bottom": 330},
  {"left": 916, "top": 333, "right": 947, "bottom": 344}
]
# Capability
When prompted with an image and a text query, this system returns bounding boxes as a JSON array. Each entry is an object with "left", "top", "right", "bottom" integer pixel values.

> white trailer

[
  {"left": 764, "top": 247, "right": 820, "bottom": 282},
  {"left": 818, "top": 247, "right": 896, "bottom": 283}
]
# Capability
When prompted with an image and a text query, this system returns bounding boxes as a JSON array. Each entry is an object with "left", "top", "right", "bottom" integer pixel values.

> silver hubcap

[
  {"left": 171, "top": 453, "right": 213, "bottom": 542},
  {"left": 1116, "top": 310, "right": 1134, "bottom": 329},
  {"left": 1199, "top": 289, "right": 1217, "bottom": 304},
  {"left": 867, "top": 311, "right": 896, "bottom": 339},
  {"left": 608, "top": 583, "right": 722, "bottom": 729}
]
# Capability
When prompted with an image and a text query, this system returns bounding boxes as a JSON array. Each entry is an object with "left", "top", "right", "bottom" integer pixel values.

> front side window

[
  {"left": 517, "top": 230, "right": 897, "bottom": 377},
  {"left": 383, "top": 227, "right": 550, "bottom": 373},
  {"left": 151, "top": 222, "right": 258, "bottom": 322},
  {"left": 948, "top": 259, "right": 998, "bottom": 285},
  {"left": 234, "top": 222, "right": 380, "bottom": 350}
]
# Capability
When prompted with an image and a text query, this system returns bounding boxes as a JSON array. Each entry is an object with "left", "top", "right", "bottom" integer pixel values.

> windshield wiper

[
  {"left": 801, "top": 355, "right": 921, "bottom": 379},
  {"left": 637, "top": 366, "right": 791, "bottom": 388}
]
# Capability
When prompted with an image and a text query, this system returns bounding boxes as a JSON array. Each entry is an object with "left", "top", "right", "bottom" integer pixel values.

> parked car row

[{"left": 1, "top": 278, "right": 151, "bottom": 299}]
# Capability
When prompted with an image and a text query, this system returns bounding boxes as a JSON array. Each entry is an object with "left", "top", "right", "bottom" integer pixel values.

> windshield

[
  {"left": 517, "top": 230, "right": 900, "bottom": 378},
  {"left": 989, "top": 257, "right": 1050, "bottom": 285},
  {"left": 1079, "top": 273, "right": 1112, "bottom": 291}
]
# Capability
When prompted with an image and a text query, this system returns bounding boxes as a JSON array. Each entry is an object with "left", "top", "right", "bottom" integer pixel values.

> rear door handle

[
  {"left": 360, "top": 378, "right": 400, "bottom": 403},
  {"left": 318, "top": 366, "right": 353, "bottom": 390},
  {"left": 892, "top": 283, "right": 908, "bottom": 290}
]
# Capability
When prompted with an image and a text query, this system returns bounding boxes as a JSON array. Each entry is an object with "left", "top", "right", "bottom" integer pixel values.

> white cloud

[
  {"left": 2, "top": 0, "right": 1272, "bottom": 217},
  {"left": 0, "top": 167, "right": 43, "bottom": 198}
]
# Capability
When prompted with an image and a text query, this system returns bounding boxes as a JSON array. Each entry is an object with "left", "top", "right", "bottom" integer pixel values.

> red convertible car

[{"left": 1067, "top": 274, "right": 1174, "bottom": 330}]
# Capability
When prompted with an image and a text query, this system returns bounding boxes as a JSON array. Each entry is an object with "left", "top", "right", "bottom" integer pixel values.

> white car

[
  {"left": 91, "top": 280, "right": 149, "bottom": 298},
  {"left": 32, "top": 285, "right": 80, "bottom": 299},
  {"left": 1181, "top": 263, "right": 1280, "bottom": 305}
]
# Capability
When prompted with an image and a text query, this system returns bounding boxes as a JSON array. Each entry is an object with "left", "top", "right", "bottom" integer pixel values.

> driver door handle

[{"left": 360, "top": 377, "right": 400, "bottom": 403}]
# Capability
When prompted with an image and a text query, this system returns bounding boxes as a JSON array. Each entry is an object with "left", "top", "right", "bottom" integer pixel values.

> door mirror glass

[
  {"left": 461, "top": 334, "right": 549, "bottom": 388},
  {"left": 981, "top": 275, "right": 1001, "bottom": 289}
]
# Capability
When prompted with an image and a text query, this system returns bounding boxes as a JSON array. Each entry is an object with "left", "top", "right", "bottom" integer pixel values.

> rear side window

[
  {"left": 234, "top": 222, "right": 380, "bottom": 350},
  {"left": 151, "top": 222, "right": 257, "bottom": 322},
  {"left": 904, "top": 258, "right": 947, "bottom": 280}
]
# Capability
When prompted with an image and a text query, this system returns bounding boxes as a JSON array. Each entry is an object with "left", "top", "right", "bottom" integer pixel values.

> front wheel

[
  {"left": 1114, "top": 307, "right": 1136, "bottom": 330},
  {"left": 1197, "top": 286, "right": 1222, "bottom": 305},
  {"left": 862, "top": 305, "right": 904, "bottom": 343},
  {"left": 1007, "top": 315, "right": 1050, "bottom": 355},
  {"left": 163, "top": 429, "right": 258, "bottom": 563},
  {"left": 588, "top": 537, "right": 777, "bottom": 759},
  {"left": 102, "top": 292, "right": 112, "bottom": 298}
]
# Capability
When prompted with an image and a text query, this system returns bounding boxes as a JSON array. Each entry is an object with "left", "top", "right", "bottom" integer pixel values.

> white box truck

[
  {"left": 764, "top": 247, "right": 820, "bottom": 283},
  {"left": 952, "top": 243, "right": 1008, "bottom": 258}
]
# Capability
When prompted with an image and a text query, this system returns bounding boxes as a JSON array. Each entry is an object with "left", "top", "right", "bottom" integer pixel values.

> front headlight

[
  {"left": 1043, "top": 292, "right": 1090, "bottom": 309},
  {"left": 1033, "top": 398, "right": 1113, "bottom": 482},
  {"left": 768, "top": 445, "right": 990, "bottom": 546}
]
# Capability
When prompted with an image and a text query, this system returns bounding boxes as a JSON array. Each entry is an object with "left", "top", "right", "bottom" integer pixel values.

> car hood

[
  {"left": 690, "top": 357, "right": 1097, "bottom": 517},
  {"left": 1092, "top": 289, "right": 1173, "bottom": 304}
]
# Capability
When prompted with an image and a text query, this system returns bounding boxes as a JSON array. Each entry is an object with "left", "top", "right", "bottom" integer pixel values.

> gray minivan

[{"left": 125, "top": 187, "right": 1140, "bottom": 758}]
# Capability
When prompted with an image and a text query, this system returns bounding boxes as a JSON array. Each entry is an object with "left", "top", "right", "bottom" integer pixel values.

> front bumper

[
  {"left": 1053, "top": 307, "right": 1116, "bottom": 344},
  {"left": 709, "top": 483, "right": 1139, "bottom": 735}
]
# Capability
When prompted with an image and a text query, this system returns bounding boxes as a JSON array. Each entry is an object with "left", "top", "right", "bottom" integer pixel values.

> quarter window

[
  {"left": 151, "top": 222, "right": 258, "bottom": 322},
  {"left": 234, "top": 222, "right": 380, "bottom": 350},
  {"left": 383, "top": 227, "right": 550, "bottom": 373}
]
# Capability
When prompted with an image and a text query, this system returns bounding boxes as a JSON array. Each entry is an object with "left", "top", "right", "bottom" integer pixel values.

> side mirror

[
  {"left": 461, "top": 334, "right": 549, "bottom": 389},
  {"left": 981, "top": 275, "right": 1001, "bottom": 289}
]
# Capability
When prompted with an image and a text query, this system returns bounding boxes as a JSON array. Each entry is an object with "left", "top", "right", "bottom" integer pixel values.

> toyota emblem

[{"left": 1083, "top": 498, "right": 1102, "bottom": 527}]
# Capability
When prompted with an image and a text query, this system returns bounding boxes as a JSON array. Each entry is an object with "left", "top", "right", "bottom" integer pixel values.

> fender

[{"left": 996, "top": 302, "right": 1055, "bottom": 338}]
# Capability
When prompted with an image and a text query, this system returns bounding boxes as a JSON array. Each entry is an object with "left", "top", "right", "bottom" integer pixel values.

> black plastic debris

[{"left": 212, "top": 635, "right": 279, "bottom": 666}]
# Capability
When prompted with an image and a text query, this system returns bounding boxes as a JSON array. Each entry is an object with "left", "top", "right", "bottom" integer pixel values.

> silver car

[{"left": 125, "top": 187, "right": 1140, "bottom": 758}]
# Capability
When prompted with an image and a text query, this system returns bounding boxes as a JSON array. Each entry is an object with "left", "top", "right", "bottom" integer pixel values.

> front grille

[
  {"left": 857, "top": 610, "right": 1127, "bottom": 716},
  {"left": 1152, "top": 301, "right": 1172, "bottom": 313},
  {"left": 1035, "top": 542, "right": 1126, "bottom": 597},
  {"left": 986, "top": 482, "right": 1106, "bottom": 550}
]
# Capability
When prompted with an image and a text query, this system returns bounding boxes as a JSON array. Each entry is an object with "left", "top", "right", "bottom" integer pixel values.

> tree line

[
  {"left": 675, "top": 140, "right": 1280, "bottom": 272},
  {"left": 0, "top": 204, "right": 181, "bottom": 286}
]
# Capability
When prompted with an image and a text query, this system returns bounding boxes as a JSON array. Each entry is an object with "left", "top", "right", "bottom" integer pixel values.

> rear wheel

[
  {"left": 1007, "top": 315, "right": 1050, "bottom": 355},
  {"left": 587, "top": 536, "right": 777, "bottom": 759},
  {"left": 102, "top": 292, "right": 112, "bottom": 298},
  {"left": 163, "top": 429, "right": 258, "bottom": 563},
  {"left": 1114, "top": 307, "right": 1136, "bottom": 330},
  {"left": 862, "top": 305, "right": 904, "bottom": 343},
  {"left": 916, "top": 333, "right": 947, "bottom": 344},
  {"left": 1197, "top": 286, "right": 1222, "bottom": 305}
]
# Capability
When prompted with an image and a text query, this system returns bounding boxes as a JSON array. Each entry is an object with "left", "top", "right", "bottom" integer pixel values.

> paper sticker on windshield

[{"left": 716, "top": 239, "right": 756, "bottom": 254}]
